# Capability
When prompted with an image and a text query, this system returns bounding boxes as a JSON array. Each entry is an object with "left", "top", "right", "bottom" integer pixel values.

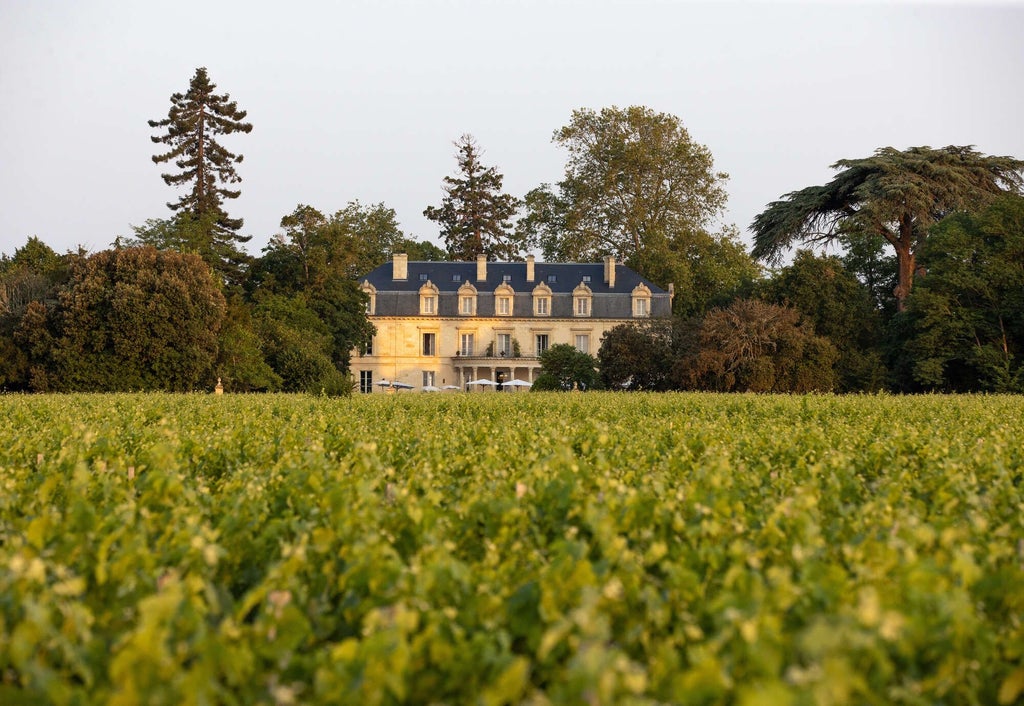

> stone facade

[{"left": 352, "top": 254, "right": 672, "bottom": 392}]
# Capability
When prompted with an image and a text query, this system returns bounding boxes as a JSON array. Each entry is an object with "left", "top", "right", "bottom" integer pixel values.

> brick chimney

[
  {"left": 604, "top": 255, "right": 616, "bottom": 288},
  {"left": 393, "top": 253, "right": 408, "bottom": 280},
  {"left": 476, "top": 254, "right": 487, "bottom": 282},
  {"left": 526, "top": 254, "right": 535, "bottom": 282}
]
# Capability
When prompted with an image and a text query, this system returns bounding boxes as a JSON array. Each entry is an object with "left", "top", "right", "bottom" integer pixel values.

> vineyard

[{"left": 2, "top": 392, "right": 1023, "bottom": 704}]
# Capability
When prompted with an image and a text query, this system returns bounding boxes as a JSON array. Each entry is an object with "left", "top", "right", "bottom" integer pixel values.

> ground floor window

[
  {"left": 359, "top": 370, "right": 373, "bottom": 393},
  {"left": 423, "top": 371, "right": 435, "bottom": 387}
]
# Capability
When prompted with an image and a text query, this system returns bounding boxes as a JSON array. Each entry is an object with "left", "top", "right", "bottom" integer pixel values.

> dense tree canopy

[
  {"left": 901, "top": 195, "right": 1024, "bottom": 392},
  {"left": 597, "top": 321, "right": 675, "bottom": 391},
  {"left": 759, "top": 251, "right": 886, "bottom": 391},
  {"left": 751, "top": 146, "right": 1024, "bottom": 311},
  {"left": 148, "top": 67, "right": 253, "bottom": 281},
  {"left": 534, "top": 343, "right": 601, "bottom": 391},
  {"left": 424, "top": 135, "right": 523, "bottom": 260},
  {"left": 50, "top": 247, "right": 226, "bottom": 391},
  {"left": 519, "top": 106, "right": 729, "bottom": 283},
  {"left": 674, "top": 299, "right": 837, "bottom": 392}
]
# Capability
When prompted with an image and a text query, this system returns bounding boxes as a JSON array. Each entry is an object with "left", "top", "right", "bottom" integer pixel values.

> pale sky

[{"left": 2, "top": 0, "right": 1022, "bottom": 260}]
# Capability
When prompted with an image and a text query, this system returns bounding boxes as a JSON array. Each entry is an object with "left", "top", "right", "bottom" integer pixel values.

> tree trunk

[{"left": 893, "top": 243, "right": 915, "bottom": 312}]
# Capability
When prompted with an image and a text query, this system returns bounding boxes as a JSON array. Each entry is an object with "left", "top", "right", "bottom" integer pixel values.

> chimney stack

[
  {"left": 393, "top": 253, "right": 408, "bottom": 280},
  {"left": 526, "top": 254, "right": 535, "bottom": 282},
  {"left": 604, "top": 255, "right": 616, "bottom": 288},
  {"left": 476, "top": 254, "right": 488, "bottom": 282}
]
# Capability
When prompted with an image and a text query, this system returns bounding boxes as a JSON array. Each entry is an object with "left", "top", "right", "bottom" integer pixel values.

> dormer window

[
  {"left": 419, "top": 280, "right": 439, "bottom": 315},
  {"left": 494, "top": 282, "right": 515, "bottom": 317},
  {"left": 452, "top": 273, "right": 462, "bottom": 282},
  {"left": 547, "top": 274, "right": 557, "bottom": 283},
  {"left": 532, "top": 282, "right": 552, "bottom": 317},
  {"left": 457, "top": 281, "right": 477, "bottom": 316},
  {"left": 360, "top": 281, "right": 377, "bottom": 316},
  {"left": 573, "top": 282, "right": 593, "bottom": 318},
  {"left": 419, "top": 273, "right": 429, "bottom": 281},
  {"left": 631, "top": 283, "right": 652, "bottom": 317}
]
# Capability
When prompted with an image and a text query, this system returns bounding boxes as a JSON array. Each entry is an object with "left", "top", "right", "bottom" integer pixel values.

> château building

[{"left": 353, "top": 253, "right": 672, "bottom": 392}]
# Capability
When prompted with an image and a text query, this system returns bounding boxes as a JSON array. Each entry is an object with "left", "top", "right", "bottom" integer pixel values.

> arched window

[
  {"left": 494, "top": 282, "right": 515, "bottom": 316},
  {"left": 532, "top": 282, "right": 552, "bottom": 317},
  {"left": 419, "top": 280, "right": 439, "bottom": 315},
  {"left": 631, "top": 283, "right": 652, "bottom": 317},
  {"left": 572, "top": 282, "right": 593, "bottom": 318},
  {"left": 457, "top": 281, "right": 478, "bottom": 316}
]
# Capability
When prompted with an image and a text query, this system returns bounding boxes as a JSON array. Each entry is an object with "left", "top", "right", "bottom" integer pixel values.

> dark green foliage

[
  {"left": 250, "top": 294, "right": 348, "bottom": 394},
  {"left": 0, "top": 238, "right": 71, "bottom": 390},
  {"left": 519, "top": 106, "right": 731, "bottom": 288},
  {"left": 148, "top": 67, "right": 253, "bottom": 280},
  {"left": 51, "top": 247, "right": 227, "bottom": 391},
  {"left": 752, "top": 146, "right": 1024, "bottom": 310},
  {"left": 535, "top": 343, "right": 601, "bottom": 391},
  {"left": 215, "top": 298, "right": 281, "bottom": 392},
  {"left": 126, "top": 211, "right": 251, "bottom": 287},
  {"left": 900, "top": 195, "right": 1024, "bottom": 391},
  {"left": 597, "top": 320, "right": 675, "bottom": 391},
  {"left": 253, "top": 201, "right": 406, "bottom": 293},
  {"left": 759, "top": 250, "right": 887, "bottom": 391},
  {"left": 423, "top": 135, "right": 523, "bottom": 260},
  {"left": 674, "top": 299, "right": 837, "bottom": 392}
]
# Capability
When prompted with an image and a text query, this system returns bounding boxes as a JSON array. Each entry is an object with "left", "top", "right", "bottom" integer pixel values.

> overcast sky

[{"left": 2, "top": 0, "right": 1022, "bottom": 261}]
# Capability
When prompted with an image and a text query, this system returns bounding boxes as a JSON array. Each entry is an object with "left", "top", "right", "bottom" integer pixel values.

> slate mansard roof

[{"left": 360, "top": 258, "right": 673, "bottom": 319}]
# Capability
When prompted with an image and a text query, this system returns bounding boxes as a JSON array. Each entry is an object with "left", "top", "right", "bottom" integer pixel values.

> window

[
  {"left": 419, "top": 281, "right": 439, "bottom": 315},
  {"left": 362, "top": 338, "right": 373, "bottom": 356},
  {"left": 582, "top": 275, "right": 591, "bottom": 282},
  {"left": 575, "top": 334, "right": 590, "bottom": 354},
  {"left": 422, "top": 371, "right": 435, "bottom": 387},
  {"left": 422, "top": 332, "right": 436, "bottom": 356},
  {"left": 452, "top": 274, "right": 461, "bottom": 282},
  {"left": 573, "top": 282, "right": 593, "bottom": 317},
  {"left": 532, "top": 282, "right": 552, "bottom": 317},
  {"left": 503, "top": 274, "right": 512, "bottom": 282},
  {"left": 535, "top": 334, "right": 549, "bottom": 355},
  {"left": 457, "top": 282, "right": 477, "bottom": 316},
  {"left": 631, "top": 283, "right": 652, "bottom": 318},
  {"left": 460, "top": 333, "right": 475, "bottom": 356},
  {"left": 359, "top": 370, "right": 373, "bottom": 394},
  {"left": 361, "top": 282, "right": 376, "bottom": 315},
  {"left": 497, "top": 296, "right": 511, "bottom": 315},
  {"left": 419, "top": 273, "right": 429, "bottom": 281},
  {"left": 497, "top": 333, "right": 511, "bottom": 356},
  {"left": 547, "top": 274, "right": 557, "bottom": 283}
]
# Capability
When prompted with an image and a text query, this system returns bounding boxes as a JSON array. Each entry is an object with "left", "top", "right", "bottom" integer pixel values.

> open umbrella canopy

[
  {"left": 421, "top": 385, "right": 441, "bottom": 392},
  {"left": 503, "top": 379, "right": 533, "bottom": 387},
  {"left": 441, "top": 385, "right": 461, "bottom": 390},
  {"left": 465, "top": 379, "right": 497, "bottom": 386},
  {"left": 391, "top": 381, "right": 414, "bottom": 389},
  {"left": 375, "top": 379, "right": 392, "bottom": 387}
]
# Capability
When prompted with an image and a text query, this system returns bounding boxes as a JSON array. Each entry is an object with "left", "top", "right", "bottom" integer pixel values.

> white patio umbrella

[
  {"left": 503, "top": 379, "right": 533, "bottom": 388},
  {"left": 375, "top": 379, "right": 392, "bottom": 387},
  {"left": 391, "top": 381, "right": 414, "bottom": 389},
  {"left": 421, "top": 385, "right": 441, "bottom": 392},
  {"left": 441, "top": 385, "right": 461, "bottom": 391},
  {"left": 465, "top": 378, "right": 497, "bottom": 388}
]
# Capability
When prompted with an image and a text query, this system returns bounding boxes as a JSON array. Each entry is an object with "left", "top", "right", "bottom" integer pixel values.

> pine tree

[
  {"left": 424, "top": 135, "right": 522, "bottom": 261},
  {"left": 149, "top": 67, "right": 253, "bottom": 281}
]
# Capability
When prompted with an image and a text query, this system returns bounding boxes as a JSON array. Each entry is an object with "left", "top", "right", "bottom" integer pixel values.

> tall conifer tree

[
  {"left": 424, "top": 135, "right": 522, "bottom": 261},
  {"left": 148, "top": 67, "right": 253, "bottom": 281}
]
